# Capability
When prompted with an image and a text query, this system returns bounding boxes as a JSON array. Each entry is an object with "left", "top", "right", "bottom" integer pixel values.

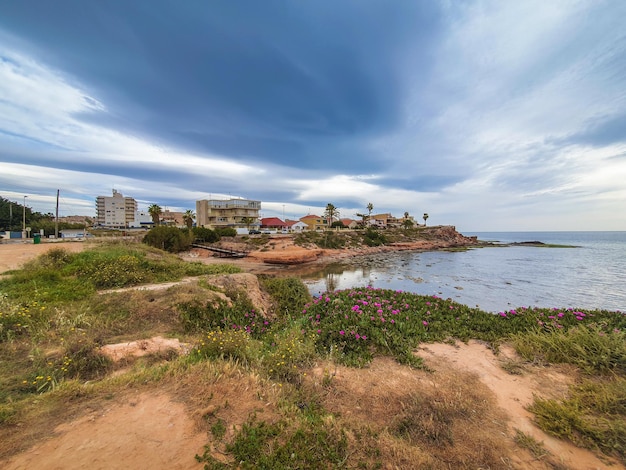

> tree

[
  {"left": 356, "top": 202, "right": 374, "bottom": 228},
  {"left": 183, "top": 209, "right": 195, "bottom": 229},
  {"left": 142, "top": 226, "right": 193, "bottom": 252},
  {"left": 423, "top": 213, "right": 429, "bottom": 226},
  {"left": 241, "top": 217, "right": 255, "bottom": 230},
  {"left": 192, "top": 226, "right": 220, "bottom": 243},
  {"left": 148, "top": 204, "right": 162, "bottom": 226},
  {"left": 324, "top": 203, "right": 339, "bottom": 228},
  {"left": 402, "top": 219, "right": 414, "bottom": 229},
  {"left": 355, "top": 213, "right": 367, "bottom": 228}
]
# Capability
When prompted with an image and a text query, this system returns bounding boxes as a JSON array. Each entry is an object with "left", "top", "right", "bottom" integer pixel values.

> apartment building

[
  {"left": 95, "top": 190, "right": 137, "bottom": 228},
  {"left": 161, "top": 210, "right": 184, "bottom": 226},
  {"left": 196, "top": 198, "right": 261, "bottom": 230}
]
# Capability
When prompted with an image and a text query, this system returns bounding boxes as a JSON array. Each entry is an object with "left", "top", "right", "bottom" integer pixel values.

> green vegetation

[
  {"left": 193, "top": 226, "right": 221, "bottom": 243},
  {"left": 143, "top": 226, "right": 194, "bottom": 252},
  {"left": 0, "top": 243, "right": 240, "bottom": 304},
  {"left": 0, "top": 196, "right": 91, "bottom": 235},
  {"left": 196, "top": 415, "right": 349, "bottom": 469},
  {"left": 1, "top": 241, "right": 625, "bottom": 466},
  {"left": 530, "top": 377, "right": 626, "bottom": 460}
]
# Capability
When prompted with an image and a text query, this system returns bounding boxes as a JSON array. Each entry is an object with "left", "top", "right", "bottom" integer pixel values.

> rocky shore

[{"left": 192, "top": 226, "right": 480, "bottom": 267}]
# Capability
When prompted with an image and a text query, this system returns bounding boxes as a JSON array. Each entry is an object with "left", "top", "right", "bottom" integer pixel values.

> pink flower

[
  {"left": 422, "top": 321, "right": 428, "bottom": 326},
  {"left": 339, "top": 330, "right": 345, "bottom": 335}
]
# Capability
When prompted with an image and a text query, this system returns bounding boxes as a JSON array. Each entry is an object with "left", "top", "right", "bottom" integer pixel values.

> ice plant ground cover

[{"left": 301, "top": 286, "right": 626, "bottom": 368}]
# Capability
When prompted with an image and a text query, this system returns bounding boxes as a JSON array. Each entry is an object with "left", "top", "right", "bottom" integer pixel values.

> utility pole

[
  {"left": 55, "top": 189, "right": 59, "bottom": 239},
  {"left": 22, "top": 195, "right": 27, "bottom": 238}
]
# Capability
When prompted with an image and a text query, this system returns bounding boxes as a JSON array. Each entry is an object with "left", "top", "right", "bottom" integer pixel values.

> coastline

[
  {"left": 191, "top": 225, "right": 481, "bottom": 272},
  {"left": 0, "top": 226, "right": 480, "bottom": 276}
]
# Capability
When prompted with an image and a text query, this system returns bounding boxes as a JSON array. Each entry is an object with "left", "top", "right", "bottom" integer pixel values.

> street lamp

[{"left": 22, "top": 195, "right": 27, "bottom": 238}]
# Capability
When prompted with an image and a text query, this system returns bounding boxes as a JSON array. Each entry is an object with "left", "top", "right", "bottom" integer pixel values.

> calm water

[{"left": 302, "top": 231, "right": 626, "bottom": 312}]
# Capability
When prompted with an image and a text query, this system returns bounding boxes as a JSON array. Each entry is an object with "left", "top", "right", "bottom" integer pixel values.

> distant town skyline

[{"left": 1, "top": 1, "right": 625, "bottom": 231}]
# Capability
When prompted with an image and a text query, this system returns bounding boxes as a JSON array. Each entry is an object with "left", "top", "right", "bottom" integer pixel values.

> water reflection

[{"left": 297, "top": 245, "right": 626, "bottom": 312}]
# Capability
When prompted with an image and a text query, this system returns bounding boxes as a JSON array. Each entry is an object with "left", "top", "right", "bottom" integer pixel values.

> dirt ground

[
  {"left": 2, "top": 339, "right": 620, "bottom": 470},
  {"left": 0, "top": 240, "right": 89, "bottom": 274},
  {"left": 2, "top": 391, "right": 207, "bottom": 470}
]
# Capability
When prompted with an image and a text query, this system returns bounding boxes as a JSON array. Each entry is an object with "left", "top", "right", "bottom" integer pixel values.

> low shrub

[
  {"left": 512, "top": 325, "right": 626, "bottom": 374},
  {"left": 191, "top": 329, "right": 258, "bottom": 365},
  {"left": 261, "top": 325, "right": 316, "bottom": 383},
  {"left": 258, "top": 276, "right": 310, "bottom": 320},
  {"left": 196, "top": 415, "right": 349, "bottom": 469},
  {"left": 0, "top": 297, "right": 52, "bottom": 342},
  {"left": 178, "top": 290, "right": 270, "bottom": 338},
  {"left": 362, "top": 228, "right": 386, "bottom": 246},
  {"left": 143, "top": 226, "right": 194, "bottom": 252},
  {"left": 530, "top": 376, "right": 626, "bottom": 462},
  {"left": 20, "top": 337, "right": 111, "bottom": 393},
  {"left": 193, "top": 227, "right": 220, "bottom": 243},
  {"left": 214, "top": 227, "right": 237, "bottom": 237}
]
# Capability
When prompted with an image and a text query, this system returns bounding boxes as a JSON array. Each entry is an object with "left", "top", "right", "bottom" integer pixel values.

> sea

[{"left": 301, "top": 231, "right": 626, "bottom": 313}]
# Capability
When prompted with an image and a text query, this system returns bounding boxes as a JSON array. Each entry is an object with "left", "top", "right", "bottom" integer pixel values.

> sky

[{"left": 1, "top": 0, "right": 625, "bottom": 232}]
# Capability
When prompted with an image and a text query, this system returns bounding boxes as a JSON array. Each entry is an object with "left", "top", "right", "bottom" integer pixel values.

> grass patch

[
  {"left": 512, "top": 324, "right": 626, "bottom": 374},
  {"left": 529, "top": 376, "right": 626, "bottom": 463},
  {"left": 258, "top": 276, "right": 311, "bottom": 320},
  {"left": 514, "top": 429, "right": 551, "bottom": 459},
  {"left": 196, "top": 414, "right": 350, "bottom": 469},
  {"left": 0, "top": 243, "right": 241, "bottom": 303}
]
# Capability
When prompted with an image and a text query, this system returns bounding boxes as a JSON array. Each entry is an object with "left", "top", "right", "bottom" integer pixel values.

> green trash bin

[{"left": 33, "top": 234, "right": 41, "bottom": 244}]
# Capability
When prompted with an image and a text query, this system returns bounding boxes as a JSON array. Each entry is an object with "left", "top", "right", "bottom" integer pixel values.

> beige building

[
  {"left": 299, "top": 214, "right": 326, "bottom": 231},
  {"left": 196, "top": 198, "right": 261, "bottom": 230},
  {"left": 161, "top": 210, "right": 185, "bottom": 227},
  {"left": 95, "top": 190, "right": 137, "bottom": 228}
]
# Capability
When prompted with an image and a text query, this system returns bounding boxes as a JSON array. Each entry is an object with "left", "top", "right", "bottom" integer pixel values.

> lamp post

[{"left": 22, "top": 195, "right": 27, "bottom": 238}]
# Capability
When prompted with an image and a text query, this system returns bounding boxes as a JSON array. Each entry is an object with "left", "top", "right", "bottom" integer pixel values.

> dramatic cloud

[{"left": 1, "top": 0, "right": 625, "bottom": 230}]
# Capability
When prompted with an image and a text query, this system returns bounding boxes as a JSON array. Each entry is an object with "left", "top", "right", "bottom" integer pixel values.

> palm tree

[
  {"left": 356, "top": 203, "right": 374, "bottom": 228},
  {"left": 355, "top": 212, "right": 367, "bottom": 228},
  {"left": 148, "top": 204, "right": 162, "bottom": 226},
  {"left": 324, "top": 203, "right": 339, "bottom": 228},
  {"left": 183, "top": 209, "right": 195, "bottom": 229},
  {"left": 423, "top": 213, "right": 429, "bottom": 226},
  {"left": 241, "top": 216, "right": 255, "bottom": 230}
]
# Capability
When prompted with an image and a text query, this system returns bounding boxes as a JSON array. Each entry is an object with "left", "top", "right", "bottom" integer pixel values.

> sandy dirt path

[
  {"left": 1, "top": 392, "right": 206, "bottom": 470},
  {"left": 0, "top": 241, "right": 88, "bottom": 274},
  {"left": 417, "top": 341, "right": 620, "bottom": 470}
]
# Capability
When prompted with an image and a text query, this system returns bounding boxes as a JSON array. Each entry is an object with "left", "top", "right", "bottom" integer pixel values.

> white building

[
  {"left": 128, "top": 210, "right": 153, "bottom": 229},
  {"left": 95, "top": 190, "right": 137, "bottom": 228}
]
